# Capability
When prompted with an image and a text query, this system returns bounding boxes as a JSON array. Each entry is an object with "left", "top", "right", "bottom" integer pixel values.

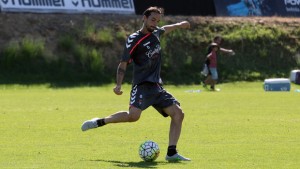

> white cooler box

[
  {"left": 264, "top": 78, "right": 291, "bottom": 91},
  {"left": 290, "top": 70, "right": 300, "bottom": 83},
  {"left": 290, "top": 70, "right": 300, "bottom": 84}
]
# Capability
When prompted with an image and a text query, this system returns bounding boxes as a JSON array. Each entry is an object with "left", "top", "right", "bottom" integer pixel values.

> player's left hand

[
  {"left": 113, "top": 85, "right": 123, "bottom": 95},
  {"left": 229, "top": 50, "right": 235, "bottom": 56}
]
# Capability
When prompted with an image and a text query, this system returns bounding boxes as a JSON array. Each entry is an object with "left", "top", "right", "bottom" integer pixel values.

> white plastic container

[
  {"left": 264, "top": 78, "right": 291, "bottom": 91},
  {"left": 290, "top": 70, "right": 300, "bottom": 82}
]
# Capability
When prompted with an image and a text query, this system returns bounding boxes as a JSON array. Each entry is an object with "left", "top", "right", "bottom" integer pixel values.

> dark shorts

[{"left": 129, "top": 82, "right": 180, "bottom": 117}]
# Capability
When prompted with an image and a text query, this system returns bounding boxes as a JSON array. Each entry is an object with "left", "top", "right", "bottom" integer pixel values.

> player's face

[{"left": 145, "top": 12, "right": 161, "bottom": 32}]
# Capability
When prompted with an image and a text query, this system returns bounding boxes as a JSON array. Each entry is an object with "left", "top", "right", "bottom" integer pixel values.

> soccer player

[{"left": 81, "top": 6, "right": 191, "bottom": 161}]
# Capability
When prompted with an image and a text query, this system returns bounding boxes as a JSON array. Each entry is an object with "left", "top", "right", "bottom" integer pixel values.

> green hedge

[{"left": 0, "top": 18, "right": 299, "bottom": 85}]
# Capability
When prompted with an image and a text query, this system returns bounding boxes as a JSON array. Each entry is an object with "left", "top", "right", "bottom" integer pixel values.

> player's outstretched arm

[
  {"left": 113, "top": 61, "right": 127, "bottom": 95},
  {"left": 162, "top": 21, "right": 190, "bottom": 34},
  {"left": 220, "top": 48, "right": 235, "bottom": 55}
]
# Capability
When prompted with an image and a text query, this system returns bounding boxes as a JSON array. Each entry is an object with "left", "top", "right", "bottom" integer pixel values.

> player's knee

[
  {"left": 172, "top": 107, "right": 184, "bottom": 122},
  {"left": 128, "top": 112, "right": 140, "bottom": 122},
  {"left": 128, "top": 107, "right": 142, "bottom": 122},
  {"left": 177, "top": 110, "right": 185, "bottom": 121}
]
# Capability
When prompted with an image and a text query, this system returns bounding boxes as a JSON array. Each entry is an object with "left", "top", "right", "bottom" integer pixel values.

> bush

[{"left": 1, "top": 37, "right": 46, "bottom": 74}]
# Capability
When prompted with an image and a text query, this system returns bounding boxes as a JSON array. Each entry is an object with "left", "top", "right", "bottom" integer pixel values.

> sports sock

[
  {"left": 167, "top": 145, "right": 177, "bottom": 156},
  {"left": 96, "top": 118, "right": 106, "bottom": 127}
]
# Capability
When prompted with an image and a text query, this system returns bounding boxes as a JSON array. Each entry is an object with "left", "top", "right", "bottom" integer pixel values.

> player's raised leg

[{"left": 81, "top": 107, "right": 142, "bottom": 131}]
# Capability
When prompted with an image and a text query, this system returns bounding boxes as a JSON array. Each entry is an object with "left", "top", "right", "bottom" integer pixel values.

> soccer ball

[{"left": 139, "top": 140, "right": 160, "bottom": 162}]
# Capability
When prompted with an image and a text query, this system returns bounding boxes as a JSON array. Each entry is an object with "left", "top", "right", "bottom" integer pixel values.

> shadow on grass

[
  {"left": 89, "top": 159, "right": 183, "bottom": 168},
  {"left": 0, "top": 73, "right": 115, "bottom": 88},
  {"left": 0, "top": 78, "right": 111, "bottom": 88}
]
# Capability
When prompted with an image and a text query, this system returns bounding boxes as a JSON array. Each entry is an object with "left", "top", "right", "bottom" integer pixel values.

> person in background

[
  {"left": 203, "top": 36, "right": 235, "bottom": 91},
  {"left": 81, "top": 6, "right": 191, "bottom": 161},
  {"left": 204, "top": 43, "right": 220, "bottom": 91}
]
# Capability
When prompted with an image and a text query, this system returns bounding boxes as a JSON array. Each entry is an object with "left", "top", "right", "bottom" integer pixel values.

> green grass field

[{"left": 1, "top": 82, "right": 300, "bottom": 169}]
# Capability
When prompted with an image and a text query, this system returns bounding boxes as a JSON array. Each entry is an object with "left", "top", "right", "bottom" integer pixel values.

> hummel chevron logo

[
  {"left": 130, "top": 87, "right": 137, "bottom": 104},
  {"left": 127, "top": 38, "right": 133, "bottom": 43},
  {"left": 72, "top": 0, "right": 79, "bottom": 6},
  {"left": 1, "top": 0, "right": 8, "bottom": 4},
  {"left": 126, "top": 38, "right": 133, "bottom": 48},
  {"left": 131, "top": 87, "right": 137, "bottom": 95},
  {"left": 126, "top": 34, "right": 137, "bottom": 48},
  {"left": 130, "top": 95, "right": 136, "bottom": 104},
  {"left": 130, "top": 96, "right": 136, "bottom": 101}
]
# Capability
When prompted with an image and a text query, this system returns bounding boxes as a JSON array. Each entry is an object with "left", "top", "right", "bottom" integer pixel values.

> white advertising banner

[{"left": 0, "top": 0, "right": 135, "bottom": 14}]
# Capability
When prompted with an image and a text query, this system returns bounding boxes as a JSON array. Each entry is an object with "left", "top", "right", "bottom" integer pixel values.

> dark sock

[
  {"left": 167, "top": 145, "right": 177, "bottom": 156},
  {"left": 96, "top": 118, "right": 106, "bottom": 127}
]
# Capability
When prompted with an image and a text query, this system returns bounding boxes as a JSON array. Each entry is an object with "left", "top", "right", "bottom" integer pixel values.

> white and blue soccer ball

[{"left": 139, "top": 140, "right": 160, "bottom": 162}]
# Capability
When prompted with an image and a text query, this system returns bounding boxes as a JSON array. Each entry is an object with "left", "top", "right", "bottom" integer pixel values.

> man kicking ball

[{"left": 81, "top": 6, "right": 191, "bottom": 162}]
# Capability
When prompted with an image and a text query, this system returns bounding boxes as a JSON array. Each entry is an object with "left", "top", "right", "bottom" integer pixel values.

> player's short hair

[
  {"left": 143, "top": 6, "right": 164, "bottom": 18},
  {"left": 213, "top": 35, "right": 222, "bottom": 42}
]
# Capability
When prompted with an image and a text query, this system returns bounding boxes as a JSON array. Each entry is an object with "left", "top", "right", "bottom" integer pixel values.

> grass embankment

[{"left": 1, "top": 16, "right": 300, "bottom": 84}]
